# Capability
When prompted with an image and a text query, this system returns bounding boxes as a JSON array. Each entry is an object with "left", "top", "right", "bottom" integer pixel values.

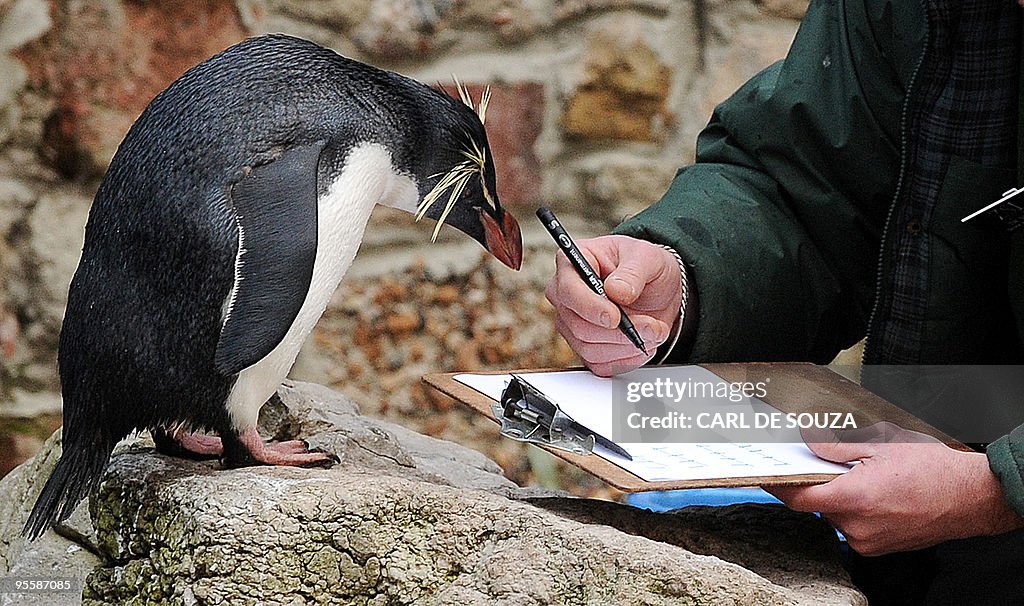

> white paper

[{"left": 455, "top": 370, "right": 850, "bottom": 483}]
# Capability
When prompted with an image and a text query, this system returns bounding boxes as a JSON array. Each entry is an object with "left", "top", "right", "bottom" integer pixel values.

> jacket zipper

[{"left": 862, "top": 0, "right": 931, "bottom": 365}]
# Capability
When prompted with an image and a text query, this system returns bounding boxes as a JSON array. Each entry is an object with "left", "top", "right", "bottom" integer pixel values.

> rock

[
  {"left": 536, "top": 498, "right": 866, "bottom": 606},
  {"left": 0, "top": 431, "right": 101, "bottom": 606},
  {"left": 23, "top": 188, "right": 90, "bottom": 348},
  {"left": 0, "top": 0, "right": 50, "bottom": 145},
  {"left": 352, "top": 0, "right": 456, "bottom": 60},
  {"left": 0, "top": 381, "right": 864, "bottom": 605},
  {"left": 0, "top": 0, "right": 51, "bottom": 54},
  {"left": 384, "top": 310, "right": 422, "bottom": 335},
  {"left": 561, "top": 19, "right": 672, "bottom": 142},
  {"left": 20, "top": 0, "right": 247, "bottom": 176},
  {"left": 757, "top": 0, "right": 808, "bottom": 21}
]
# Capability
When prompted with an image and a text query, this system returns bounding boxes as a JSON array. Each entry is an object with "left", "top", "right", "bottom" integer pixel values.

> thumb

[
  {"left": 801, "top": 426, "right": 878, "bottom": 464},
  {"left": 603, "top": 245, "right": 669, "bottom": 306}
]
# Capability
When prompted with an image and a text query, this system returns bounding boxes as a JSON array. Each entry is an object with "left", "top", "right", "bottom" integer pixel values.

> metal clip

[{"left": 495, "top": 374, "right": 631, "bottom": 460}]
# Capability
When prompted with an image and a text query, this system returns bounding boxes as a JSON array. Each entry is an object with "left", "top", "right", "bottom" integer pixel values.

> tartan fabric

[{"left": 869, "top": 0, "right": 1020, "bottom": 364}]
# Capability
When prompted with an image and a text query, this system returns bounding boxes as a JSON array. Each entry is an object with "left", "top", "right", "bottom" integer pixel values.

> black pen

[{"left": 536, "top": 207, "right": 647, "bottom": 355}]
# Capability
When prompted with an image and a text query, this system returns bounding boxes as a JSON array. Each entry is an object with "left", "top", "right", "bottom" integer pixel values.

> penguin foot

[
  {"left": 152, "top": 427, "right": 223, "bottom": 460},
  {"left": 222, "top": 428, "right": 339, "bottom": 468},
  {"left": 178, "top": 433, "right": 225, "bottom": 456},
  {"left": 264, "top": 440, "right": 313, "bottom": 455}
]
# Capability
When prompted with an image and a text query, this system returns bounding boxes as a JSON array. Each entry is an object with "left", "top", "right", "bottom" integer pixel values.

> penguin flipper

[{"left": 214, "top": 141, "right": 325, "bottom": 375}]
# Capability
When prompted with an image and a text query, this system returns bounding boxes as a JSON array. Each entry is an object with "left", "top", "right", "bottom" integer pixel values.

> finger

[
  {"left": 555, "top": 310, "right": 628, "bottom": 346},
  {"left": 828, "top": 421, "right": 941, "bottom": 445},
  {"left": 585, "top": 346, "right": 653, "bottom": 377},
  {"left": 554, "top": 314, "right": 662, "bottom": 365},
  {"left": 587, "top": 356, "right": 650, "bottom": 377},
  {"left": 763, "top": 484, "right": 805, "bottom": 504},
  {"left": 800, "top": 426, "right": 879, "bottom": 464},
  {"left": 556, "top": 306, "right": 670, "bottom": 348},
  {"left": 766, "top": 479, "right": 858, "bottom": 514},
  {"left": 602, "top": 244, "right": 675, "bottom": 307},
  {"left": 546, "top": 254, "right": 621, "bottom": 330}
]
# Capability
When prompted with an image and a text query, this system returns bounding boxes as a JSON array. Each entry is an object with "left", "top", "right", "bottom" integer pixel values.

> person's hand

[
  {"left": 766, "top": 423, "right": 1024, "bottom": 555},
  {"left": 544, "top": 235, "right": 682, "bottom": 377}
]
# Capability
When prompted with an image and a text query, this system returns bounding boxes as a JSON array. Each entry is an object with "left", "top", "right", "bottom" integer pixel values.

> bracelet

[{"left": 654, "top": 244, "right": 689, "bottom": 365}]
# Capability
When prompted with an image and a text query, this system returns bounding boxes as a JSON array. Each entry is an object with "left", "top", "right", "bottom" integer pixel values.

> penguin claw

[
  {"left": 300, "top": 449, "right": 340, "bottom": 469},
  {"left": 247, "top": 446, "right": 337, "bottom": 468}
]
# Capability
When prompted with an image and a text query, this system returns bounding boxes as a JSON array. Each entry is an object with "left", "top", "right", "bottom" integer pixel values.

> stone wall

[{"left": 0, "top": 0, "right": 807, "bottom": 478}]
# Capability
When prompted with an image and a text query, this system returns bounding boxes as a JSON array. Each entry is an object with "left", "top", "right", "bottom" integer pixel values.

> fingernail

[
  {"left": 600, "top": 311, "right": 613, "bottom": 328},
  {"left": 612, "top": 277, "right": 636, "bottom": 298}
]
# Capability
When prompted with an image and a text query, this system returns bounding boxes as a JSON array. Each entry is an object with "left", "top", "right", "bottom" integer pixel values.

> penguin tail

[{"left": 23, "top": 434, "right": 113, "bottom": 540}]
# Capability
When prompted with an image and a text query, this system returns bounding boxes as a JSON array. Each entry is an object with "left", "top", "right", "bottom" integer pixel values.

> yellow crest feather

[{"left": 415, "top": 78, "right": 496, "bottom": 240}]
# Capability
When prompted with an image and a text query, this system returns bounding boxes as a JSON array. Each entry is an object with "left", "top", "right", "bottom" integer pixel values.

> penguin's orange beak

[{"left": 480, "top": 208, "right": 523, "bottom": 270}]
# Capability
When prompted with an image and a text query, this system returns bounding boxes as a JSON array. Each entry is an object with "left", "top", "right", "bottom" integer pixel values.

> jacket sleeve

[
  {"left": 614, "top": 0, "right": 924, "bottom": 363},
  {"left": 987, "top": 430, "right": 1024, "bottom": 517}
]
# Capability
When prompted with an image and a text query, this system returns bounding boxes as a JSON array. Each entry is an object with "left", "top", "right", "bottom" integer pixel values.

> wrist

[{"left": 652, "top": 244, "right": 696, "bottom": 364}]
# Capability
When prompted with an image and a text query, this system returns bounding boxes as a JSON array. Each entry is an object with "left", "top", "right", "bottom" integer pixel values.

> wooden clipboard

[{"left": 422, "top": 363, "right": 966, "bottom": 492}]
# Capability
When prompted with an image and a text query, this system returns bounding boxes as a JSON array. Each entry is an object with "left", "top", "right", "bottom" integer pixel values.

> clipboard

[{"left": 422, "top": 363, "right": 966, "bottom": 492}]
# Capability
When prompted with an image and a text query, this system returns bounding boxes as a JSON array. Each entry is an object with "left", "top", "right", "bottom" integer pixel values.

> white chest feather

[{"left": 226, "top": 143, "right": 418, "bottom": 429}]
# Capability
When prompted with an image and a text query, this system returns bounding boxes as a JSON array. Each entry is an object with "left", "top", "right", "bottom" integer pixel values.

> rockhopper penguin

[{"left": 24, "top": 34, "right": 523, "bottom": 539}]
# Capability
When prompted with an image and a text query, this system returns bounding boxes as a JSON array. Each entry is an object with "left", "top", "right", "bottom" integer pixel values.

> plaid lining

[{"left": 869, "top": 0, "right": 1020, "bottom": 364}]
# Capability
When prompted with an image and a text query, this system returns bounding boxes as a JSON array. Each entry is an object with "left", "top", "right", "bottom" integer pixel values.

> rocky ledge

[{"left": 0, "top": 381, "right": 865, "bottom": 605}]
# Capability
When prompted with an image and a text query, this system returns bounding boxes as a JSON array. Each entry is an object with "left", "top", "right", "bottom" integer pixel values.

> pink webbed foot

[
  {"left": 152, "top": 427, "right": 224, "bottom": 460},
  {"left": 177, "top": 432, "right": 224, "bottom": 456},
  {"left": 222, "top": 427, "right": 338, "bottom": 468}
]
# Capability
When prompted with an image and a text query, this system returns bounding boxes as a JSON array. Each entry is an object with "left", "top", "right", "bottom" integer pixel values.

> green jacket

[{"left": 615, "top": 0, "right": 1024, "bottom": 515}]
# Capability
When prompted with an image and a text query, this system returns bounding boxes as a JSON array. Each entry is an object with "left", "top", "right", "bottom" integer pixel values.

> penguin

[{"left": 24, "top": 34, "right": 523, "bottom": 539}]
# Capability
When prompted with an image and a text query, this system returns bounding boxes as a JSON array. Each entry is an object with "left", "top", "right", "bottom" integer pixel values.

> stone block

[
  {"left": 20, "top": 0, "right": 247, "bottom": 176},
  {"left": 351, "top": 0, "right": 456, "bottom": 60},
  {"left": 698, "top": 2, "right": 800, "bottom": 118},
  {"left": 579, "top": 158, "right": 679, "bottom": 220},
  {"left": 757, "top": 0, "right": 809, "bottom": 21},
  {"left": 0, "top": 0, "right": 48, "bottom": 145},
  {"left": 0, "top": 0, "right": 50, "bottom": 54},
  {"left": 555, "top": 0, "right": 671, "bottom": 22},
  {"left": 561, "top": 23, "right": 672, "bottom": 142},
  {"left": 449, "top": 0, "right": 553, "bottom": 43}
]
